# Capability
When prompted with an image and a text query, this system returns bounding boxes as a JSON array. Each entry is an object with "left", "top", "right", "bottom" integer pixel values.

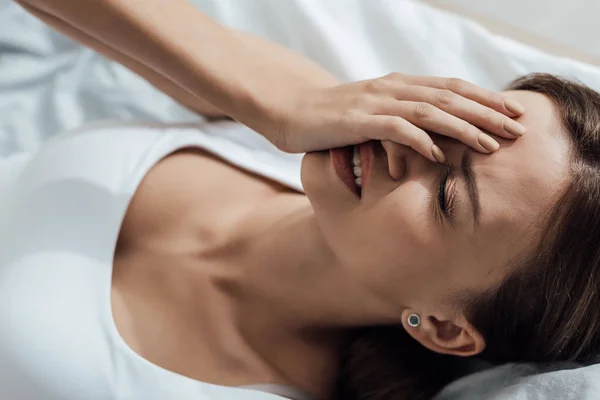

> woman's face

[{"left": 301, "top": 91, "right": 571, "bottom": 313}]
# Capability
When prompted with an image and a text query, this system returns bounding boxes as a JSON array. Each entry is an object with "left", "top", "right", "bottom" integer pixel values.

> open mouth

[
  {"left": 351, "top": 145, "right": 363, "bottom": 194},
  {"left": 330, "top": 144, "right": 366, "bottom": 198}
]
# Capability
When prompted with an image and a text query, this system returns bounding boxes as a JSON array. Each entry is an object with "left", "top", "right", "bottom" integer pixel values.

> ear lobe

[{"left": 401, "top": 310, "right": 486, "bottom": 357}]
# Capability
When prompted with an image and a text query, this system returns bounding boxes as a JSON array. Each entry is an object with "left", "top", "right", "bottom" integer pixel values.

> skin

[
  {"left": 112, "top": 91, "right": 571, "bottom": 399},
  {"left": 20, "top": 0, "right": 524, "bottom": 158},
  {"left": 301, "top": 90, "right": 571, "bottom": 356}
]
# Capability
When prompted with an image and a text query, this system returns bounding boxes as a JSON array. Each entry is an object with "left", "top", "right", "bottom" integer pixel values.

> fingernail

[
  {"left": 504, "top": 118, "right": 526, "bottom": 137},
  {"left": 504, "top": 99, "right": 525, "bottom": 115},
  {"left": 431, "top": 145, "right": 446, "bottom": 163},
  {"left": 478, "top": 134, "right": 500, "bottom": 152}
]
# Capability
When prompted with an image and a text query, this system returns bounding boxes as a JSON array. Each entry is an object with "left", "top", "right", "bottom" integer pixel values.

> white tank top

[{"left": 0, "top": 121, "right": 313, "bottom": 400}]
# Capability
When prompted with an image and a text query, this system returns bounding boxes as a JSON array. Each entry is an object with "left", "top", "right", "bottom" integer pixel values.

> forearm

[
  {"left": 16, "top": 0, "right": 339, "bottom": 136},
  {"left": 17, "top": 1, "right": 224, "bottom": 117}
]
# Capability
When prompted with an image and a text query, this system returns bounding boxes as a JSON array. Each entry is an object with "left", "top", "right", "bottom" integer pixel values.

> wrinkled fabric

[{"left": 2, "top": 0, "right": 600, "bottom": 398}]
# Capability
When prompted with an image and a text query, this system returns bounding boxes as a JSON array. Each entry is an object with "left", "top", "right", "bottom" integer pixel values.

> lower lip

[{"left": 330, "top": 146, "right": 360, "bottom": 198}]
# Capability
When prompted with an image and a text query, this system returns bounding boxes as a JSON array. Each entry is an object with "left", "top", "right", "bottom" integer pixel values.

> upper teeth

[{"left": 352, "top": 146, "right": 362, "bottom": 187}]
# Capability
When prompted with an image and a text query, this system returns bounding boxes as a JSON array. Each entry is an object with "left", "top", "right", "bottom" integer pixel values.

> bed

[{"left": 1, "top": 0, "right": 600, "bottom": 398}]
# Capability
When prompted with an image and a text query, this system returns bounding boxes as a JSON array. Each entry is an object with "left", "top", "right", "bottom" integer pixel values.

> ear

[{"left": 401, "top": 308, "right": 486, "bottom": 357}]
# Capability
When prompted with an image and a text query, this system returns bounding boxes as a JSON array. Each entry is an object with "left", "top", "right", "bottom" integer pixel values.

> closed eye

[{"left": 438, "top": 163, "right": 457, "bottom": 220}]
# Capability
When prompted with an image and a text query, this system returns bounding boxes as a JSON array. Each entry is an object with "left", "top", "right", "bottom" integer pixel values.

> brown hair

[{"left": 333, "top": 74, "right": 600, "bottom": 399}]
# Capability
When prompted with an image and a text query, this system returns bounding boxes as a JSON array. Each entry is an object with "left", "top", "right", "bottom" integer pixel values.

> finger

[
  {"left": 381, "top": 139, "right": 402, "bottom": 157},
  {"left": 397, "top": 75, "right": 525, "bottom": 117},
  {"left": 364, "top": 116, "right": 440, "bottom": 162},
  {"left": 381, "top": 141, "right": 406, "bottom": 180},
  {"left": 378, "top": 101, "right": 500, "bottom": 154},
  {"left": 389, "top": 85, "right": 526, "bottom": 139},
  {"left": 388, "top": 155, "right": 404, "bottom": 180}
]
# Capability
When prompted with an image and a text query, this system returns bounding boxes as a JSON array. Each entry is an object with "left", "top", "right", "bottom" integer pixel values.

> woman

[
  {"left": 337, "top": 73, "right": 600, "bottom": 399},
  {"left": 3, "top": 1, "right": 600, "bottom": 400}
]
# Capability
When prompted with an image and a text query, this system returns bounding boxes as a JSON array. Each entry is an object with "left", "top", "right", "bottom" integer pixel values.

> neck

[
  {"left": 208, "top": 192, "right": 400, "bottom": 333},
  {"left": 193, "top": 191, "right": 400, "bottom": 398}
]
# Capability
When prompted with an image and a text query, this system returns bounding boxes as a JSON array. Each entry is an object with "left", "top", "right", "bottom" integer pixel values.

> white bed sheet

[
  {"left": 2, "top": 0, "right": 600, "bottom": 156},
  {"left": 1, "top": 0, "right": 600, "bottom": 398},
  {"left": 430, "top": 0, "right": 600, "bottom": 59}
]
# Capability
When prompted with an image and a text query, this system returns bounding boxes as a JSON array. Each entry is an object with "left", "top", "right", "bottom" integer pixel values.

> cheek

[
  {"left": 302, "top": 162, "right": 448, "bottom": 297},
  {"left": 301, "top": 152, "right": 365, "bottom": 255},
  {"left": 342, "top": 186, "right": 438, "bottom": 276},
  {"left": 345, "top": 194, "right": 453, "bottom": 303}
]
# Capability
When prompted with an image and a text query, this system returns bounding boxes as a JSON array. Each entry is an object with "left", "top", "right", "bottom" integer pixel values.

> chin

[
  {"left": 301, "top": 151, "right": 360, "bottom": 222},
  {"left": 300, "top": 151, "right": 328, "bottom": 200}
]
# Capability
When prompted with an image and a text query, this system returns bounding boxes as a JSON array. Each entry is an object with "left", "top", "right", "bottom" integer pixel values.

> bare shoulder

[{"left": 116, "top": 148, "right": 292, "bottom": 250}]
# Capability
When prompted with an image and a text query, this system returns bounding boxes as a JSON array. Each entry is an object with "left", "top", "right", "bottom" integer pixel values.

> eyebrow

[{"left": 461, "top": 151, "right": 481, "bottom": 225}]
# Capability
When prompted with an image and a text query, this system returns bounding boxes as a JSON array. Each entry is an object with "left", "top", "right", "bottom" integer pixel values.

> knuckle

[
  {"left": 343, "top": 115, "right": 365, "bottom": 136},
  {"left": 354, "top": 93, "right": 376, "bottom": 109},
  {"left": 365, "top": 79, "right": 385, "bottom": 93},
  {"left": 446, "top": 77, "right": 466, "bottom": 93},
  {"left": 344, "top": 107, "right": 363, "bottom": 118},
  {"left": 385, "top": 72, "right": 405, "bottom": 81},
  {"left": 386, "top": 118, "right": 406, "bottom": 135},
  {"left": 386, "top": 117, "right": 403, "bottom": 131},
  {"left": 480, "top": 107, "right": 496, "bottom": 120},
  {"left": 344, "top": 108, "right": 364, "bottom": 122},
  {"left": 389, "top": 122, "right": 417, "bottom": 146},
  {"left": 485, "top": 109, "right": 504, "bottom": 126},
  {"left": 434, "top": 89, "right": 456, "bottom": 106},
  {"left": 413, "top": 103, "right": 436, "bottom": 120},
  {"left": 459, "top": 123, "right": 479, "bottom": 140}
]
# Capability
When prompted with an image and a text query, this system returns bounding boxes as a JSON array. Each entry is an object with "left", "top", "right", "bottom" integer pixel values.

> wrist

[{"left": 232, "top": 83, "right": 290, "bottom": 149}]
